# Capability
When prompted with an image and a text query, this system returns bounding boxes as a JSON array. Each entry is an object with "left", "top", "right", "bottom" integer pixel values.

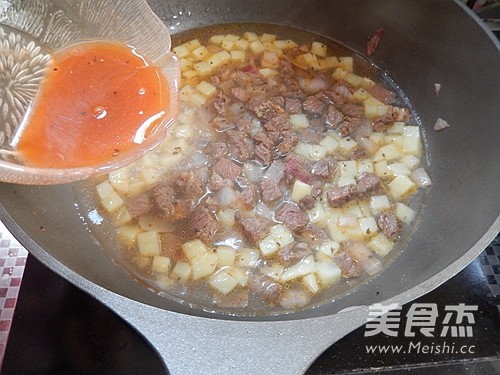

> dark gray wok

[{"left": 1, "top": 0, "right": 499, "bottom": 374}]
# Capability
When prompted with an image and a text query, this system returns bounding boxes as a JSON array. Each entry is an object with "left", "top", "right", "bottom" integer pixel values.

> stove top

[{"left": 1, "top": 236, "right": 499, "bottom": 375}]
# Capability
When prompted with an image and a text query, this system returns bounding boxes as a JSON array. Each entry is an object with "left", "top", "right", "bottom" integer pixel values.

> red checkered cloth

[{"left": 0, "top": 222, "right": 28, "bottom": 368}]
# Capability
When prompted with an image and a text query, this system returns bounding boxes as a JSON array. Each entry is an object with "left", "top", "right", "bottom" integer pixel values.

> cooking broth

[{"left": 75, "top": 24, "right": 430, "bottom": 315}]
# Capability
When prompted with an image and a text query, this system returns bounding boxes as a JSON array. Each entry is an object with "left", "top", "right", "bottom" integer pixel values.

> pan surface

[{"left": 0, "top": 0, "right": 499, "bottom": 373}]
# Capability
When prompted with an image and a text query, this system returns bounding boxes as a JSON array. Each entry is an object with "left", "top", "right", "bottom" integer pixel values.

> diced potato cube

[
  {"left": 234, "top": 39, "right": 249, "bottom": 50},
  {"left": 221, "top": 39, "right": 234, "bottom": 51},
  {"left": 318, "top": 56, "right": 340, "bottom": 70},
  {"left": 172, "top": 261, "right": 191, "bottom": 283},
  {"left": 352, "top": 88, "right": 370, "bottom": 102},
  {"left": 273, "top": 39, "right": 298, "bottom": 50},
  {"left": 311, "top": 41, "right": 327, "bottom": 57},
  {"left": 260, "top": 264, "right": 284, "bottom": 280},
  {"left": 188, "top": 92, "right": 207, "bottom": 107},
  {"left": 338, "top": 56, "right": 353, "bottom": 72},
  {"left": 338, "top": 175, "right": 356, "bottom": 187},
  {"left": 373, "top": 144, "right": 403, "bottom": 162},
  {"left": 389, "top": 175, "right": 417, "bottom": 199},
  {"left": 96, "top": 180, "right": 114, "bottom": 200},
  {"left": 113, "top": 206, "right": 132, "bottom": 226},
  {"left": 191, "top": 252, "right": 217, "bottom": 281},
  {"left": 401, "top": 154, "right": 421, "bottom": 170},
  {"left": 230, "top": 50, "right": 245, "bottom": 61},
  {"left": 340, "top": 160, "right": 358, "bottom": 178},
  {"left": 318, "top": 240, "right": 340, "bottom": 256},
  {"left": 260, "top": 33, "right": 276, "bottom": 42},
  {"left": 209, "top": 270, "right": 238, "bottom": 295},
  {"left": 101, "top": 191, "right": 124, "bottom": 213},
  {"left": 315, "top": 261, "right": 341, "bottom": 286},
  {"left": 281, "top": 255, "right": 316, "bottom": 282},
  {"left": 332, "top": 67, "right": 349, "bottom": 80},
  {"left": 319, "top": 135, "right": 340, "bottom": 153},
  {"left": 369, "top": 132, "right": 385, "bottom": 146},
  {"left": 182, "top": 239, "right": 208, "bottom": 261},
  {"left": 229, "top": 267, "right": 249, "bottom": 286},
  {"left": 137, "top": 231, "right": 161, "bottom": 256},
  {"left": 141, "top": 168, "right": 162, "bottom": 186},
  {"left": 236, "top": 248, "right": 260, "bottom": 268},
  {"left": 243, "top": 31, "right": 259, "bottom": 42},
  {"left": 294, "top": 142, "right": 327, "bottom": 161},
  {"left": 207, "top": 51, "right": 231, "bottom": 69},
  {"left": 185, "top": 39, "right": 202, "bottom": 51},
  {"left": 249, "top": 40, "right": 265, "bottom": 54},
  {"left": 173, "top": 44, "right": 189, "bottom": 58},
  {"left": 403, "top": 126, "right": 422, "bottom": 155},
  {"left": 303, "top": 273, "right": 320, "bottom": 294},
  {"left": 364, "top": 100, "right": 389, "bottom": 119},
  {"left": 259, "top": 68, "right": 278, "bottom": 77},
  {"left": 316, "top": 251, "right": 331, "bottom": 262},
  {"left": 191, "top": 46, "right": 209, "bottom": 61},
  {"left": 193, "top": 61, "right": 212, "bottom": 76},
  {"left": 216, "top": 246, "right": 236, "bottom": 267},
  {"left": 344, "top": 72, "right": 363, "bottom": 87},
  {"left": 395, "top": 202, "right": 416, "bottom": 224},
  {"left": 152, "top": 256, "right": 171, "bottom": 274},
  {"left": 290, "top": 114, "right": 309, "bottom": 130},
  {"left": 179, "top": 57, "right": 193, "bottom": 71},
  {"left": 387, "top": 122, "right": 406, "bottom": 134},
  {"left": 209, "top": 35, "right": 225, "bottom": 44},
  {"left": 369, "top": 233, "right": 394, "bottom": 257},
  {"left": 370, "top": 195, "right": 391, "bottom": 214},
  {"left": 307, "top": 202, "right": 326, "bottom": 225},
  {"left": 259, "top": 235, "right": 280, "bottom": 257},
  {"left": 291, "top": 180, "right": 313, "bottom": 203},
  {"left": 108, "top": 169, "right": 129, "bottom": 194},
  {"left": 116, "top": 224, "right": 142, "bottom": 245},
  {"left": 217, "top": 208, "right": 235, "bottom": 227},
  {"left": 357, "top": 159, "right": 374, "bottom": 175},
  {"left": 182, "top": 70, "right": 197, "bottom": 80},
  {"left": 224, "top": 33, "right": 240, "bottom": 42},
  {"left": 373, "top": 160, "right": 391, "bottom": 179},
  {"left": 388, "top": 162, "right": 411, "bottom": 176},
  {"left": 180, "top": 85, "right": 194, "bottom": 101},
  {"left": 384, "top": 134, "right": 403, "bottom": 148},
  {"left": 196, "top": 81, "right": 217, "bottom": 97},
  {"left": 358, "top": 77, "right": 375, "bottom": 90},
  {"left": 359, "top": 216, "right": 378, "bottom": 237},
  {"left": 270, "top": 224, "right": 295, "bottom": 248},
  {"left": 338, "top": 137, "right": 358, "bottom": 153}
]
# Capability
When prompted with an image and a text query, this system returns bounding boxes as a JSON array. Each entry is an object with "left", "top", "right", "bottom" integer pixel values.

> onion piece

[
  {"left": 411, "top": 167, "right": 432, "bottom": 187},
  {"left": 352, "top": 118, "right": 373, "bottom": 140},
  {"left": 255, "top": 201, "right": 273, "bottom": 221},
  {"left": 357, "top": 137, "right": 378, "bottom": 155},
  {"left": 191, "top": 151, "right": 209, "bottom": 167},
  {"left": 215, "top": 186, "right": 237, "bottom": 207},
  {"left": 299, "top": 75, "right": 329, "bottom": 94},
  {"left": 279, "top": 288, "right": 312, "bottom": 309},
  {"left": 434, "top": 118, "right": 450, "bottom": 131},
  {"left": 337, "top": 214, "right": 358, "bottom": 228},
  {"left": 243, "top": 162, "right": 264, "bottom": 183},
  {"left": 346, "top": 242, "right": 383, "bottom": 276},
  {"left": 263, "top": 160, "right": 285, "bottom": 183}
]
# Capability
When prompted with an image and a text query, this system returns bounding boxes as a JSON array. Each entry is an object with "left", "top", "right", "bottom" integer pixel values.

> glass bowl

[{"left": 0, "top": 0, "right": 180, "bottom": 184}]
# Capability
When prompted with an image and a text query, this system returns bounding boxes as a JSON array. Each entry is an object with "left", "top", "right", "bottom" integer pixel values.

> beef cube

[
  {"left": 211, "top": 116, "right": 234, "bottom": 132},
  {"left": 151, "top": 183, "right": 175, "bottom": 215},
  {"left": 234, "top": 211, "right": 271, "bottom": 245},
  {"left": 226, "top": 130, "right": 254, "bottom": 162},
  {"left": 278, "top": 242, "right": 312, "bottom": 264},
  {"left": 284, "top": 97, "right": 302, "bottom": 114},
  {"left": 296, "top": 224, "right": 328, "bottom": 248},
  {"left": 356, "top": 173, "right": 380, "bottom": 197},
  {"left": 303, "top": 95, "right": 325, "bottom": 114},
  {"left": 369, "top": 83, "right": 397, "bottom": 105},
  {"left": 276, "top": 130, "right": 298, "bottom": 155},
  {"left": 205, "top": 142, "right": 228, "bottom": 160},
  {"left": 285, "top": 156, "right": 311, "bottom": 184},
  {"left": 253, "top": 131, "right": 275, "bottom": 149},
  {"left": 260, "top": 178, "right": 282, "bottom": 203},
  {"left": 255, "top": 143, "right": 272, "bottom": 166},
  {"left": 263, "top": 113, "right": 291, "bottom": 132},
  {"left": 326, "top": 184, "right": 357, "bottom": 207},
  {"left": 239, "top": 185, "right": 257, "bottom": 207},
  {"left": 298, "top": 195, "right": 316, "bottom": 210},
  {"left": 208, "top": 172, "right": 234, "bottom": 192},
  {"left": 325, "top": 104, "right": 343, "bottom": 129},
  {"left": 377, "top": 210, "right": 400, "bottom": 240},
  {"left": 175, "top": 170, "right": 204, "bottom": 198},
  {"left": 276, "top": 203, "right": 309, "bottom": 232},
  {"left": 334, "top": 250, "right": 361, "bottom": 278},
  {"left": 248, "top": 273, "right": 282, "bottom": 305},
  {"left": 214, "top": 157, "right": 242, "bottom": 180},
  {"left": 213, "top": 91, "right": 230, "bottom": 115},
  {"left": 127, "top": 193, "right": 153, "bottom": 218},
  {"left": 189, "top": 205, "right": 218, "bottom": 243}
]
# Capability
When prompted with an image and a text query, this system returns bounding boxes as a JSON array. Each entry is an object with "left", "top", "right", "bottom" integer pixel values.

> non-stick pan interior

[{"left": 0, "top": 0, "right": 499, "bottom": 321}]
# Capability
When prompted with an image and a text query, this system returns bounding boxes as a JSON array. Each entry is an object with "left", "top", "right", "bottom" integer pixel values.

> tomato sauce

[{"left": 16, "top": 41, "right": 170, "bottom": 168}]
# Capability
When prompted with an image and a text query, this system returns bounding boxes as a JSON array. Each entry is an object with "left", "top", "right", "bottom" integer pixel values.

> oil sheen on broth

[{"left": 75, "top": 24, "right": 431, "bottom": 315}]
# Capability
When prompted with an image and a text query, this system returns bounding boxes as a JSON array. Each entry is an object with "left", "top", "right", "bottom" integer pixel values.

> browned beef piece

[
  {"left": 255, "top": 143, "right": 272, "bottom": 166},
  {"left": 299, "top": 120, "right": 324, "bottom": 144},
  {"left": 205, "top": 142, "right": 228, "bottom": 160},
  {"left": 303, "top": 95, "right": 325, "bottom": 114},
  {"left": 309, "top": 157, "right": 338, "bottom": 179},
  {"left": 263, "top": 113, "right": 291, "bottom": 132},
  {"left": 234, "top": 211, "right": 271, "bottom": 245},
  {"left": 151, "top": 183, "right": 175, "bottom": 215},
  {"left": 226, "top": 130, "right": 254, "bottom": 162},
  {"left": 260, "top": 178, "right": 282, "bottom": 203},
  {"left": 277, "top": 130, "right": 298, "bottom": 155},
  {"left": 235, "top": 116, "right": 252, "bottom": 131},
  {"left": 231, "top": 86, "right": 250, "bottom": 102},
  {"left": 334, "top": 250, "right": 361, "bottom": 278},
  {"left": 319, "top": 88, "right": 349, "bottom": 108},
  {"left": 175, "top": 170, "right": 204, "bottom": 198},
  {"left": 296, "top": 224, "right": 329, "bottom": 248},
  {"left": 246, "top": 97, "right": 284, "bottom": 120},
  {"left": 213, "top": 91, "right": 230, "bottom": 115},
  {"left": 356, "top": 172, "right": 381, "bottom": 197},
  {"left": 373, "top": 106, "right": 410, "bottom": 132},
  {"left": 298, "top": 195, "right": 315, "bottom": 210},
  {"left": 276, "top": 203, "right": 309, "bottom": 232},
  {"left": 377, "top": 210, "right": 400, "bottom": 240},
  {"left": 349, "top": 147, "right": 368, "bottom": 160},
  {"left": 213, "top": 157, "right": 242, "bottom": 180},
  {"left": 239, "top": 184, "right": 257, "bottom": 207},
  {"left": 211, "top": 116, "right": 234, "bottom": 132},
  {"left": 325, "top": 104, "right": 343, "bottom": 129},
  {"left": 253, "top": 131, "right": 275, "bottom": 149},
  {"left": 340, "top": 103, "right": 363, "bottom": 118},
  {"left": 284, "top": 97, "right": 302, "bottom": 114},
  {"left": 279, "top": 58, "right": 294, "bottom": 76},
  {"left": 338, "top": 116, "right": 362, "bottom": 137},
  {"left": 189, "top": 205, "right": 218, "bottom": 242},
  {"left": 248, "top": 273, "right": 282, "bottom": 305},
  {"left": 213, "top": 288, "right": 249, "bottom": 308},
  {"left": 278, "top": 242, "right": 312, "bottom": 264},
  {"left": 171, "top": 199, "right": 194, "bottom": 220},
  {"left": 127, "top": 193, "right": 153, "bottom": 218},
  {"left": 326, "top": 184, "right": 357, "bottom": 207},
  {"left": 285, "top": 156, "right": 311, "bottom": 184},
  {"left": 208, "top": 172, "right": 234, "bottom": 191},
  {"left": 369, "top": 83, "right": 397, "bottom": 105}
]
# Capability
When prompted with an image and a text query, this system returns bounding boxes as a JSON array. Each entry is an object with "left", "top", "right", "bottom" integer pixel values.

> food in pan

[{"left": 79, "top": 25, "right": 431, "bottom": 313}]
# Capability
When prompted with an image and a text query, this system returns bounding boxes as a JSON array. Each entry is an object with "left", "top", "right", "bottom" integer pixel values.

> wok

[{"left": 1, "top": 0, "right": 499, "bottom": 374}]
